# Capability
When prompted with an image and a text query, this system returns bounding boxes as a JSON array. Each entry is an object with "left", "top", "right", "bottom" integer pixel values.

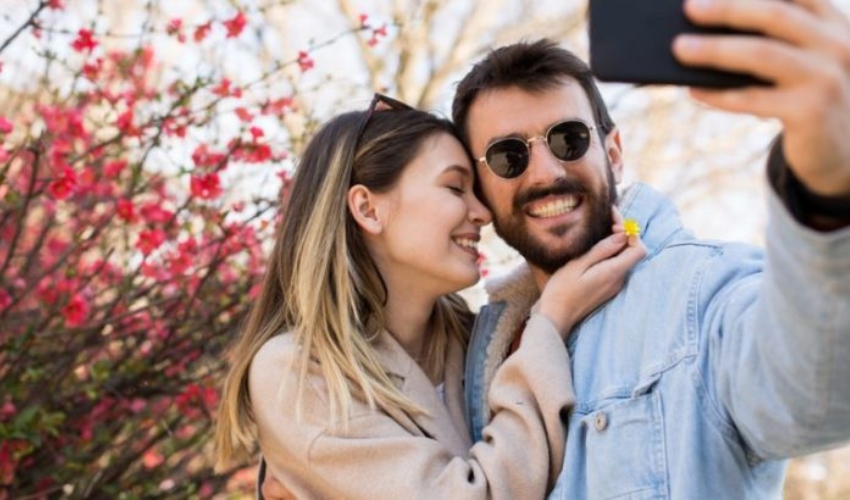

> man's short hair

[{"left": 452, "top": 39, "right": 616, "bottom": 144}]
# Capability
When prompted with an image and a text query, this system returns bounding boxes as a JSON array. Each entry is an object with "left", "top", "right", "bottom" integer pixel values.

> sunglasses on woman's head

[
  {"left": 477, "top": 120, "right": 596, "bottom": 179},
  {"left": 355, "top": 93, "right": 414, "bottom": 146}
]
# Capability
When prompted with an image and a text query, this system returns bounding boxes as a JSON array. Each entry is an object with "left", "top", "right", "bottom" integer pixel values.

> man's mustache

[{"left": 513, "top": 178, "right": 589, "bottom": 210}]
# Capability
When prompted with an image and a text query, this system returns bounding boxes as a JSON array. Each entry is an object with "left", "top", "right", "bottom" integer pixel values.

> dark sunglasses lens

[
  {"left": 485, "top": 139, "right": 529, "bottom": 178},
  {"left": 548, "top": 121, "right": 591, "bottom": 161}
]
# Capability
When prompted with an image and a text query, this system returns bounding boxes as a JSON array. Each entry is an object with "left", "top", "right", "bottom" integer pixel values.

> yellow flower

[{"left": 624, "top": 218, "right": 641, "bottom": 237}]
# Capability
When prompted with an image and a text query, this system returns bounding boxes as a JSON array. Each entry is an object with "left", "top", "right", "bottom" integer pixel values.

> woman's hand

[
  {"left": 262, "top": 472, "right": 296, "bottom": 500},
  {"left": 535, "top": 209, "right": 646, "bottom": 339}
]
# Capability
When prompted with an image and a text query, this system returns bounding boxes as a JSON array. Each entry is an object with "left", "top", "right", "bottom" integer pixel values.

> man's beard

[{"left": 492, "top": 166, "right": 618, "bottom": 275}]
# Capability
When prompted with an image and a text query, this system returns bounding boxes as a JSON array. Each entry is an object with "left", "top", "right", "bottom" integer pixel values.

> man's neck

[{"left": 529, "top": 265, "right": 551, "bottom": 293}]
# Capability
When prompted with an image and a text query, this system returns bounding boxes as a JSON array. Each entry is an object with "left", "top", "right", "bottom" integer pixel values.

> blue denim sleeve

[{"left": 704, "top": 189, "right": 850, "bottom": 460}]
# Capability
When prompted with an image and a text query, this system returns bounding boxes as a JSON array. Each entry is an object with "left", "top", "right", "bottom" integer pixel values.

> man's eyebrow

[
  {"left": 485, "top": 117, "right": 585, "bottom": 145},
  {"left": 485, "top": 131, "right": 524, "bottom": 145}
]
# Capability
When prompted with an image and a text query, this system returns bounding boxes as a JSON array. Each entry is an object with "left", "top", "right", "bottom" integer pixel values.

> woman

[{"left": 215, "top": 94, "right": 644, "bottom": 499}]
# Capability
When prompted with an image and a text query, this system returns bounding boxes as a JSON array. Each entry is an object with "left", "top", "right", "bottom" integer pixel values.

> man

[
  {"left": 455, "top": 0, "right": 850, "bottom": 497},
  {"left": 262, "top": 0, "right": 850, "bottom": 496}
]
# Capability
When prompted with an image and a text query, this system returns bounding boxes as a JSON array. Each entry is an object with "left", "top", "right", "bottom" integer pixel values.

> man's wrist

[{"left": 767, "top": 135, "right": 850, "bottom": 230}]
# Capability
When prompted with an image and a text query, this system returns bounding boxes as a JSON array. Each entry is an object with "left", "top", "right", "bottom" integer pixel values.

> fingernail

[
  {"left": 685, "top": 0, "right": 713, "bottom": 13},
  {"left": 674, "top": 35, "right": 701, "bottom": 53}
]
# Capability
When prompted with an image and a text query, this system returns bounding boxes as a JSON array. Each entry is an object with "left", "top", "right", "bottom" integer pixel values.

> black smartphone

[{"left": 588, "top": 0, "right": 769, "bottom": 88}]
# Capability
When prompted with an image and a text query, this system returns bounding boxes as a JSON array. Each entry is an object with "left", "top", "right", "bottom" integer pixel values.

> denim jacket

[{"left": 464, "top": 182, "right": 850, "bottom": 499}]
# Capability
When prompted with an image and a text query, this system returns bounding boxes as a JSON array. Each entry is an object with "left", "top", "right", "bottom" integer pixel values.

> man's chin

[
  {"left": 527, "top": 243, "right": 592, "bottom": 275},
  {"left": 503, "top": 224, "right": 613, "bottom": 275},
  {"left": 507, "top": 236, "right": 588, "bottom": 275}
]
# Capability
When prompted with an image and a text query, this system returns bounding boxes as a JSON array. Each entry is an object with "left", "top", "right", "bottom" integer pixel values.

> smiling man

[{"left": 453, "top": 0, "right": 850, "bottom": 497}]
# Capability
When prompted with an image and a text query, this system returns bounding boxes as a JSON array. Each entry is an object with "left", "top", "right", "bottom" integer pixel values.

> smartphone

[{"left": 588, "top": 0, "right": 769, "bottom": 88}]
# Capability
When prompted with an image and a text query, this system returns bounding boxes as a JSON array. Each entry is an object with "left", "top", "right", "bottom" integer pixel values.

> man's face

[{"left": 466, "top": 80, "right": 623, "bottom": 274}]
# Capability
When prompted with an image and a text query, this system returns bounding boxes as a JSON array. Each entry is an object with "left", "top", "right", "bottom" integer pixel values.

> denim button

[{"left": 594, "top": 412, "right": 608, "bottom": 431}]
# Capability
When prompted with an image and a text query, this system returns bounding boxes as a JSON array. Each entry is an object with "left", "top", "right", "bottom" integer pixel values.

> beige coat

[{"left": 249, "top": 315, "right": 574, "bottom": 499}]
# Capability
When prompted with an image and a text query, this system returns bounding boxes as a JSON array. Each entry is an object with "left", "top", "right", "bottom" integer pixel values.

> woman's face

[{"left": 366, "top": 132, "right": 492, "bottom": 296}]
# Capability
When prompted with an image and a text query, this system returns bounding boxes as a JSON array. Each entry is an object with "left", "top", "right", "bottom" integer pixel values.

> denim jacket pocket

[{"left": 580, "top": 390, "right": 669, "bottom": 499}]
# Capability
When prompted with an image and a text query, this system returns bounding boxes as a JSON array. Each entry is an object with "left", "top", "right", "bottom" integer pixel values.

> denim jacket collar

[{"left": 617, "top": 182, "right": 688, "bottom": 258}]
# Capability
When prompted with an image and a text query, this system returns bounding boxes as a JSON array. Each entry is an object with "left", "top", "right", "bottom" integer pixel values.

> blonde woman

[{"left": 215, "top": 95, "right": 644, "bottom": 499}]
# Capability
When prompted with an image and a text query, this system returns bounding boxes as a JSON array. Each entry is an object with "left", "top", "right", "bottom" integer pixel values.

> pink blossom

[
  {"left": 191, "top": 144, "right": 227, "bottom": 168},
  {"left": 224, "top": 11, "right": 247, "bottom": 38},
  {"left": 166, "top": 19, "right": 185, "bottom": 43},
  {"left": 139, "top": 202, "right": 173, "bottom": 224},
  {"left": 117, "top": 199, "right": 137, "bottom": 222},
  {"left": 190, "top": 172, "right": 222, "bottom": 200},
  {"left": 48, "top": 169, "right": 77, "bottom": 200},
  {"left": 297, "top": 51, "right": 314, "bottom": 72},
  {"left": 143, "top": 450, "right": 164, "bottom": 468},
  {"left": 137, "top": 228, "right": 167, "bottom": 255},
  {"left": 0, "top": 397, "right": 15, "bottom": 420},
  {"left": 193, "top": 21, "right": 212, "bottom": 42},
  {"left": 71, "top": 29, "right": 98, "bottom": 53},
  {"left": 0, "top": 288, "right": 11, "bottom": 310},
  {"left": 0, "top": 116, "right": 13, "bottom": 134},
  {"left": 263, "top": 96, "right": 294, "bottom": 116},
  {"left": 62, "top": 294, "right": 90, "bottom": 327},
  {"left": 235, "top": 107, "right": 253, "bottom": 122}
]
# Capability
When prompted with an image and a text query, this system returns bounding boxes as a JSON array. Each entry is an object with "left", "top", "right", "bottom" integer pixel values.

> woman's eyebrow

[{"left": 442, "top": 164, "right": 473, "bottom": 178}]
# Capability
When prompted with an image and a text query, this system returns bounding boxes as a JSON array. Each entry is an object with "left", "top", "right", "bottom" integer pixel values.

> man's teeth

[
  {"left": 528, "top": 197, "right": 578, "bottom": 218},
  {"left": 454, "top": 238, "right": 478, "bottom": 251}
]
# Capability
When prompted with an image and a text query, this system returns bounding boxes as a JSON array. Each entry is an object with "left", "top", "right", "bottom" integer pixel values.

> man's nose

[{"left": 523, "top": 138, "right": 565, "bottom": 185}]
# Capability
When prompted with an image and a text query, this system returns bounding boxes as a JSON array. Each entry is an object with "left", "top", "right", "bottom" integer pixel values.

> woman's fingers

[
  {"left": 584, "top": 234, "right": 647, "bottom": 282},
  {"left": 538, "top": 233, "right": 645, "bottom": 337},
  {"left": 611, "top": 206, "right": 625, "bottom": 226},
  {"left": 570, "top": 232, "right": 629, "bottom": 271}
]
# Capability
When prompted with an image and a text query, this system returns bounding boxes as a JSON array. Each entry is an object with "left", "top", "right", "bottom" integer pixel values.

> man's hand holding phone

[
  {"left": 590, "top": 0, "right": 850, "bottom": 203},
  {"left": 589, "top": 0, "right": 769, "bottom": 87},
  {"left": 672, "top": 0, "right": 850, "bottom": 201}
]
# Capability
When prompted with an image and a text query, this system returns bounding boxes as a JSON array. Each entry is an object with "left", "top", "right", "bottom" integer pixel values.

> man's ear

[
  {"left": 347, "top": 184, "right": 383, "bottom": 234},
  {"left": 604, "top": 127, "right": 624, "bottom": 183}
]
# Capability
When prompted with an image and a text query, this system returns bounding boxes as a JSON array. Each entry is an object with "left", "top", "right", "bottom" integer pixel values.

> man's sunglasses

[{"left": 477, "top": 120, "right": 596, "bottom": 179}]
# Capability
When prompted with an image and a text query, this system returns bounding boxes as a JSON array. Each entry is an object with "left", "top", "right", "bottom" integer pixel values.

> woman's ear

[{"left": 347, "top": 184, "right": 383, "bottom": 234}]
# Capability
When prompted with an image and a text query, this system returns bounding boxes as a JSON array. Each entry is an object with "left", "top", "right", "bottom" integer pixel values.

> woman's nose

[{"left": 469, "top": 196, "right": 492, "bottom": 226}]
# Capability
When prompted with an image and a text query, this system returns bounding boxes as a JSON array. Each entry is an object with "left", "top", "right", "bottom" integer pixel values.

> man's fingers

[
  {"left": 676, "top": 0, "right": 850, "bottom": 89},
  {"left": 686, "top": 85, "right": 800, "bottom": 118},
  {"left": 792, "top": 0, "right": 846, "bottom": 22},
  {"left": 682, "top": 0, "right": 826, "bottom": 48},
  {"left": 674, "top": 33, "right": 816, "bottom": 86}
]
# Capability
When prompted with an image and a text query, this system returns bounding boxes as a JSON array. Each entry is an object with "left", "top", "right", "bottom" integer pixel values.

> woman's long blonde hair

[{"left": 215, "top": 106, "right": 474, "bottom": 468}]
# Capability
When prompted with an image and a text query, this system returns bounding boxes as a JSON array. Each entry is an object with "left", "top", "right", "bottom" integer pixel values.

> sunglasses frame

[
  {"left": 354, "top": 93, "right": 414, "bottom": 147},
  {"left": 477, "top": 119, "right": 596, "bottom": 179}
]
